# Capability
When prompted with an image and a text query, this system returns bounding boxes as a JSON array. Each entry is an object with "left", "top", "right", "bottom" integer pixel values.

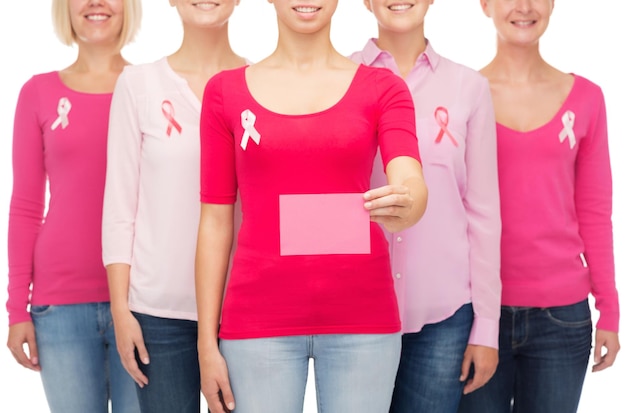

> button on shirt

[{"left": 351, "top": 40, "right": 502, "bottom": 348}]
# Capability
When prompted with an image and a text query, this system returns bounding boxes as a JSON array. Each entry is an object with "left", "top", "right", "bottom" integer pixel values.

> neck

[
  {"left": 169, "top": 23, "right": 238, "bottom": 73},
  {"left": 486, "top": 39, "right": 549, "bottom": 82},
  {"left": 72, "top": 42, "right": 126, "bottom": 74},
  {"left": 376, "top": 26, "right": 426, "bottom": 77},
  {"left": 270, "top": 23, "right": 340, "bottom": 70}
]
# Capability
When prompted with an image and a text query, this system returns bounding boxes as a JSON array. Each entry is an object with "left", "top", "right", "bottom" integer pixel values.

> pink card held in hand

[{"left": 279, "top": 193, "right": 371, "bottom": 256}]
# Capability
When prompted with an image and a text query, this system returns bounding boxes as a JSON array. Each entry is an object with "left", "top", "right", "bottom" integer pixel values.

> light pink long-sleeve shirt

[
  {"left": 102, "top": 58, "right": 204, "bottom": 321},
  {"left": 498, "top": 75, "right": 619, "bottom": 332},
  {"left": 351, "top": 40, "right": 502, "bottom": 348},
  {"left": 7, "top": 72, "right": 112, "bottom": 325}
]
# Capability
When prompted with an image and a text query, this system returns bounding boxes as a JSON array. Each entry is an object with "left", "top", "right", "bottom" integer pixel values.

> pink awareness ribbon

[
  {"left": 558, "top": 110, "right": 576, "bottom": 149},
  {"left": 51, "top": 97, "right": 72, "bottom": 130},
  {"left": 434, "top": 106, "right": 458, "bottom": 147},
  {"left": 240, "top": 109, "right": 261, "bottom": 150},
  {"left": 161, "top": 100, "right": 182, "bottom": 137}
]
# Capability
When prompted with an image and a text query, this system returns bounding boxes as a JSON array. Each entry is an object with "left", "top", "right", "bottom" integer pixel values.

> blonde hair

[{"left": 51, "top": 0, "right": 142, "bottom": 49}]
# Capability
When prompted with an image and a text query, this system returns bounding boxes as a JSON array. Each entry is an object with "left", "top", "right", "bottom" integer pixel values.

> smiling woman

[
  {"left": 101, "top": 1, "right": 246, "bottom": 412},
  {"left": 4, "top": 1, "right": 142, "bottom": 413},
  {"left": 0, "top": 1, "right": 624, "bottom": 413}
]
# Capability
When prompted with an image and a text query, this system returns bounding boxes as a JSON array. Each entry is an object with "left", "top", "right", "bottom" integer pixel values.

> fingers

[
  {"left": 460, "top": 345, "right": 498, "bottom": 394},
  {"left": 25, "top": 335, "right": 41, "bottom": 371},
  {"left": 592, "top": 330, "right": 620, "bottom": 372},
  {"left": 121, "top": 344, "right": 149, "bottom": 387},
  {"left": 201, "top": 349, "right": 236, "bottom": 413},
  {"left": 9, "top": 345, "right": 39, "bottom": 371},
  {"left": 459, "top": 354, "right": 471, "bottom": 382},
  {"left": 203, "top": 379, "right": 235, "bottom": 413},
  {"left": 219, "top": 378, "right": 236, "bottom": 412},
  {"left": 7, "top": 322, "right": 40, "bottom": 371},
  {"left": 463, "top": 366, "right": 491, "bottom": 394},
  {"left": 364, "top": 185, "right": 412, "bottom": 217},
  {"left": 117, "top": 334, "right": 149, "bottom": 387}
]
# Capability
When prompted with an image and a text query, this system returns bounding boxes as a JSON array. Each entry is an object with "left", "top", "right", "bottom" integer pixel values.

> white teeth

[
  {"left": 389, "top": 4, "right": 412, "bottom": 11},
  {"left": 294, "top": 7, "right": 320, "bottom": 13},
  {"left": 513, "top": 20, "right": 535, "bottom": 26},
  {"left": 194, "top": 2, "right": 218, "bottom": 10},
  {"left": 86, "top": 14, "right": 108, "bottom": 21}
]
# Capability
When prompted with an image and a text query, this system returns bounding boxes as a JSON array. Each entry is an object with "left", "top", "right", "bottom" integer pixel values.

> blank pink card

[{"left": 279, "top": 193, "right": 371, "bottom": 256}]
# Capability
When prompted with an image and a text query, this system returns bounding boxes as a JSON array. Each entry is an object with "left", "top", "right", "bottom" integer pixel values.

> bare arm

[
  {"left": 107, "top": 263, "right": 149, "bottom": 387},
  {"left": 196, "top": 203, "right": 236, "bottom": 412}
]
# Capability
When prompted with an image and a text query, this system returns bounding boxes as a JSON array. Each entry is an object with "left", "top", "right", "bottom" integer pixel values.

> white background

[{"left": 0, "top": 0, "right": 624, "bottom": 411}]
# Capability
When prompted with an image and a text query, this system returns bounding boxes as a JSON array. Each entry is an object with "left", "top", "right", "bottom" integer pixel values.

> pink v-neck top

[
  {"left": 497, "top": 75, "right": 619, "bottom": 332},
  {"left": 7, "top": 72, "right": 112, "bottom": 325},
  {"left": 352, "top": 40, "right": 502, "bottom": 348},
  {"left": 200, "top": 65, "right": 421, "bottom": 339},
  {"left": 102, "top": 58, "right": 205, "bottom": 321}
]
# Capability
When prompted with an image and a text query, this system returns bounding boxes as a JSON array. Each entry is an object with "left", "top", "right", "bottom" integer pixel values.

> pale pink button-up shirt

[{"left": 351, "top": 40, "right": 502, "bottom": 348}]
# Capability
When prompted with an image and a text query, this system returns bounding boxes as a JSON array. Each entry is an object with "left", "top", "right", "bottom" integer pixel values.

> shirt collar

[{"left": 360, "top": 38, "right": 441, "bottom": 72}]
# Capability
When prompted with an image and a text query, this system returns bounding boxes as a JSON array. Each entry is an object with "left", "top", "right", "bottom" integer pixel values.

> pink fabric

[
  {"left": 102, "top": 58, "right": 209, "bottom": 321},
  {"left": 352, "top": 40, "right": 502, "bottom": 348},
  {"left": 200, "top": 65, "right": 420, "bottom": 339},
  {"left": 7, "top": 72, "right": 112, "bottom": 325},
  {"left": 497, "top": 75, "right": 619, "bottom": 332}
]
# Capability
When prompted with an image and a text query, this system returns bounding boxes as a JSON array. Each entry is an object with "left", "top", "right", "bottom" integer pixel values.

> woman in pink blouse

[
  {"left": 6, "top": 1, "right": 141, "bottom": 412},
  {"left": 459, "top": 1, "right": 620, "bottom": 412},
  {"left": 351, "top": 1, "right": 501, "bottom": 412},
  {"left": 102, "top": 1, "right": 246, "bottom": 412}
]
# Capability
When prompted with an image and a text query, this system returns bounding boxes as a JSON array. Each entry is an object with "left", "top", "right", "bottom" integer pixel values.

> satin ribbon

[
  {"left": 50, "top": 97, "right": 72, "bottom": 130},
  {"left": 434, "top": 106, "right": 458, "bottom": 147},
  {"left": 240, "top": 109, "right": 261, "bottom": 150},
  {"left": 558, "top": 110, "right": 576, "bottom": 149},
  {"left": 161, "top": 100, "right": 182, "bottom": 137}
]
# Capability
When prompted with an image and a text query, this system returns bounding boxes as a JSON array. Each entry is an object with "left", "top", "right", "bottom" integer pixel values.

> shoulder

[
  {"left": 209, "top": 65, "right": 246, "bottom": 86},
  {"left": 356, "top": 65, "right": 406, "bottom": 95},
  {"left": 205, "top": 66, "right": 247, "bottom": 97},
  {"left": 16, "top": 72, "right": 62, "bottom": 108},
  {"left": 117, "top": 58, "right": 168, "bottom": 84},
  {"left": 20, "top": 71, "right": 60, "bottom": 93},
  {"left": 571, "top": 74, "right": 604, "bottom": 102}
]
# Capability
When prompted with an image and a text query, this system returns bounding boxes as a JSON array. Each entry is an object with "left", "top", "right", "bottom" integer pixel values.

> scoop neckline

[
  {"left": 239, "top": 64, "right": 365, "bottom": 119},
  {"left": 496, "top": 74, "right": 578, "bottom": 135},
  {"left": 53, "top": 71, "right": 114, "bottom": 97}
]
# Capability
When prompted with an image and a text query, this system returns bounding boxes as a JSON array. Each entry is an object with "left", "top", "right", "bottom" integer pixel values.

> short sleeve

[
  {"left": 200, "top": 73, "right": 237, "bottom": 204},
  {"left": 374, "top": 69, "right": 421, "bottom": 168}
]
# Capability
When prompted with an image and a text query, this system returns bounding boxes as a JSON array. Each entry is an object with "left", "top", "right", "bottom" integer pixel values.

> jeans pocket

[
  {"left": 30, "top": 305, "right": 55, "bottom": 317},
  {"left": 544, "top": 300, "right": 592, "bottom": 328}
]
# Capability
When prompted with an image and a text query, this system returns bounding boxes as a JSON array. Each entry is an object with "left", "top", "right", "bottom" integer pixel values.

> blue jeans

[
  {"left": 390, "top": 303, "right": 473, "bottom": 413},
  {"left": 458, "top": 299, "right": 592, "bottom": 413},
  {"left": 220, "top": 333, "right": 401, "bottom": 413},
  {"left": 132, "top": 312, "right": 201, "bottom": 413},
  {"left": 31, "top": 302, "right": 140, "bottom": 413}
]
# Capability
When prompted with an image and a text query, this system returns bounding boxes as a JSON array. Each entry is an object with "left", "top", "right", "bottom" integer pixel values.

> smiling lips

[
  {"left": 193, "top": 2, "right": 219, "bottom": 10},
  {"left": 389, "top": 3, "right": 413, "bottom": 12},
  {"left": 511, "top": 20, "right": 537, "bottom": 27},
  {"left": 85, "top": 14, "right": 110, "bottom": 22},
  {"left": 294, "top": 6, "right": 321, "bottom": 13}
]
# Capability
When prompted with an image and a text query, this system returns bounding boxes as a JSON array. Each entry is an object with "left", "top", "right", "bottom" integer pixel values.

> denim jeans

[
  {"left": 458, "top": 299, "right": 592, "bottom": 413},
  {"left": 220, "top": 333, "right": 401, "bottom": 413},
  {"left": 132, "top": 312, "right": 201, "bottom": 413},
  {"left": 390, "top": 303, "right": 473, "bottom": 413},
  {"left": 31, "top": 302, "right": 140, "bottom": 413}
]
